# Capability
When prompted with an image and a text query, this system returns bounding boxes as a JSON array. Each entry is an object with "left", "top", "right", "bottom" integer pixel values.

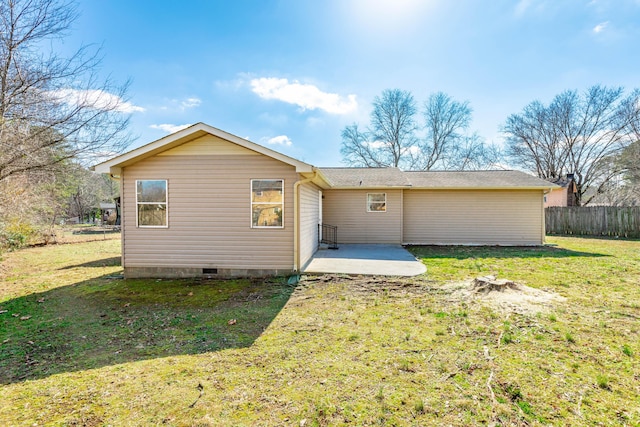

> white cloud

[
  {"left": 180, "top": 97, "right": 201, "bottom": 109},
  {"left": 149, "top": 123, "right": 192, "bottom": 134},
  {"left": 51, "top": 89, "right": 145, "bottom": 113},
  {"left": 157, "top": 97, "right": 202, "bottom": 112},
  {"left": 593, "top": 21, "right": 609, "bottom": 33},
  {"left": 261, "top": 135, "right": 293, "bottom": 147},
  {"left": 364, "top": 140, "right": 389, "bottom": 149},
  {"left": 405, "top": 146, "right": 421, "bottom": 155},
  {"left": 250, "top": 77, "right": 357, "bottom": 114}
]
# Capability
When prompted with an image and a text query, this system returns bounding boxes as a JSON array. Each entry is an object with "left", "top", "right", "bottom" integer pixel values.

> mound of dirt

[{"left": 445, "top": 275, "right": 566, "bottom": 315}]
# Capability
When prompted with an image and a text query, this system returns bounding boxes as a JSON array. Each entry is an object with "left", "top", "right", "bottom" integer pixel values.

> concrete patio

[{"left": 302, "top": 244, "right": 427, "bottom": 276}]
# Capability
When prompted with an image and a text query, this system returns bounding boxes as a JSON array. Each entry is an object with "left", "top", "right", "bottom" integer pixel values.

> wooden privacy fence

[{"left": 545, "top": 206, "right": 640, "bottom": 238}]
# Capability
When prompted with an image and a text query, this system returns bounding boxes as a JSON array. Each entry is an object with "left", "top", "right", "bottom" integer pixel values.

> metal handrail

[{"left": 318, "top": 223, "right": 338, "bottom": 249}]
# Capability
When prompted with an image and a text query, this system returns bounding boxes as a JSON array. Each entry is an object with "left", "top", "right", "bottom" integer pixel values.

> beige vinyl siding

[
  {"left": 157, "top": 134, "right": 261, "bottom": 157},
  {"left": 299, "top": 183, "right": 320, "bottom": 269},
  {"left": 544, "top": 187, "right": 567, "bottom": 207},
  {"left": 122, "top": 150, "right": 298, "bottom": 271},
  {"left": 403, "top": 190, "right": 544, "bottom": 245},
  {"left": 323, "top": 189, "right": 402, "bottom": 244}
]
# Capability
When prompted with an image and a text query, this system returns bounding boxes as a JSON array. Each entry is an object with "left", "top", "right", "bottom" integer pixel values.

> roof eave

[
  {"left": 408, "top": 185, "right": 558, "bottom": 190},
  {"left": 308, "top": 168, "right": 333, "bottom": 189},
  {"left": 328, "top": 185, "right": 413, "bottom": 190}
]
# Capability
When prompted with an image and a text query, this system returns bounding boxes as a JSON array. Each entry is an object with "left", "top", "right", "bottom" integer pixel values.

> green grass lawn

[{"left": 1, "top": 237, "right": 639, "bottom": 426}]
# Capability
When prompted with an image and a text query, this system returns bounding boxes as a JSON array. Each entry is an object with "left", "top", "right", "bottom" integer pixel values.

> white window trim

[
  {"left": 367, "top": 192, "right": 387, "bottom": 213},
  {"left": 250, "top": 179, "right": 284, "bottom": 229},
  {"left": 136, "top": 179, "right": 168, "bottom": 228}
]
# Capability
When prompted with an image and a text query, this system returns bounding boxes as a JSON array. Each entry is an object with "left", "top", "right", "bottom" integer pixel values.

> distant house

[
  {"left": 544, "top": 174, "right": 578, "bottom": 207},
  {"left": 94, "top": 123, "right": 557, "bottom": 278},
  {"left": 98, "top": 202, "right": 116, "bottom": 223}
]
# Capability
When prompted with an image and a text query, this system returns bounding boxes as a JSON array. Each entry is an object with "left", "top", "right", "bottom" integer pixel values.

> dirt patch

[
  {"left": 300, "top": 274, "right": 436, "bottom": 295},
  {"left": 298, "top": 274, "right": 565, "bottom": 315},
  {"left": 299, "top": 274, "right": 565, "bottom": 315},
  {"left": 445, "top": 275, "right": 566, "bottom": 315}
]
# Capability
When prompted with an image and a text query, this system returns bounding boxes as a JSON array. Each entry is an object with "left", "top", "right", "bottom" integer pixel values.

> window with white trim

[
  {"left": 367, "top": 192, "right": 387, "bottom": 212},
  {"left": 251, "top": 179, "right": 284, "bottom": 227},
  {"left": 136, "top": 180, "right": 168, "bottom": 227}
]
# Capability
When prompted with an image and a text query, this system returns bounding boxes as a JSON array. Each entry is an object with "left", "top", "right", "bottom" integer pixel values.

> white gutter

[
  {"left": 325, "top": 185, "right": 558, "bottom": 191},
  {"left": 293, "top": 171, "right": 317, "bottom": 272}
]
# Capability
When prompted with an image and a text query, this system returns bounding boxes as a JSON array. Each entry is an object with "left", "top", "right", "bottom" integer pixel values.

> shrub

[{"left": 0, "top": 220, "right": 38, "bottom": 250}]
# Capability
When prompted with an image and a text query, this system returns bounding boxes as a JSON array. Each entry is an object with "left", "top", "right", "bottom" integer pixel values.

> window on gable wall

[
  {"left": 251, "top": 179, "right": 284, "bottom": 227},
  {"left": 367, "top": 193, "right": 386, "bottom": 212},
  {"left": 136, "top": 180, "right": 168, "bottom": 227}
]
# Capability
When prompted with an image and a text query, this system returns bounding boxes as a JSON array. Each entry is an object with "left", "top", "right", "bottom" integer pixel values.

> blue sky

[{"left": 64, "top": 0, "right": 640, "bottom": 166}]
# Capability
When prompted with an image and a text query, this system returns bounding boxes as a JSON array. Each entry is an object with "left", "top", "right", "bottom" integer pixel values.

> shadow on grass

[
  {"left": 59, "top": 257, "right": 122, "bottom": 269},
  {"left": 406, "top": 244, "right": 609, "bottom": 260},
  {"left": 71, "top": 228, "right": 121, "bottom": 236},
  {"left": 0, "top": 270, "right": 296, "bottom": 385},
  {"left": 547, "top": 233, "right": 640, "bottom": 242}
]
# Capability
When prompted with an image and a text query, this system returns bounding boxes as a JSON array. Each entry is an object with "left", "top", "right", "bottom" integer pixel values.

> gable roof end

[{"left": 93, "top": 122, "right": 314, "bottom": 174}]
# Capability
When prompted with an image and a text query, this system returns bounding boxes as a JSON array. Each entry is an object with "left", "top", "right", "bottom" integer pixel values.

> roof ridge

[
  {"left": 404, "top": 169, "right": 517, "bottom": 173},
  {"left": 317, "top": 166, "right": 398, "bottom": 170}
]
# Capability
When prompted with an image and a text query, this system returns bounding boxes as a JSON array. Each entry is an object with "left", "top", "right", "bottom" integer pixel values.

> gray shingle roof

[
  {"left": 548, "top": 175, "right": 575, "bottom": 188},
  {"left": 317, "top": 168, "right": 556, "bottom": 189},
  {"left": 318, "top": 167, "right": 411, "bottom": 188},
  {"left": 404, "top": 170, "right": 556, "bottom": 189}
]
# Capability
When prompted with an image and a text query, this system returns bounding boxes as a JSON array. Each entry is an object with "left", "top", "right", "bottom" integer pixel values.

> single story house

[
  {"left": 98, "top": 202, "right": 117, "bottom": 225},
  {"left": 544, "top": 174, "right": 578, "bottom": 207},
  {"left": 94, "top": 123, "right": 557, "bottom": 278}
]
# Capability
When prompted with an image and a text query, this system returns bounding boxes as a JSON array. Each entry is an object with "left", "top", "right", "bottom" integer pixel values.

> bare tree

[
  {"left": 594, "top": 139, "right": 640, "bottom": 206},
  {"left": 443, "top": 133, "right": 502, "bottom": 171},
  {"left": 341, "top": 89, "right": 417, "bottom": 169},
  {"left": 340, "top": 123, "right": 383, "bottom": 167},
  {"left": 0, "top": 0, "right": 134, "bottom": 183},
  {"left": 503, "top": 85, "right": 640, "bottom": 205},
  {"left": 341, "top": 89, "right": 498, "bottom": 170},
  {"left": 617, "top": 139, "right": 640, "bottom": 205},
  {"left": 420, "top": 92, "right": 471, "bottom": 169},
  {"left": 0, "top": 160, "right": 116, "bottom": 248}
]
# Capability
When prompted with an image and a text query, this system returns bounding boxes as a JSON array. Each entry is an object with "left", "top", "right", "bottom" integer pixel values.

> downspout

[{"left": 293, "top": 171, "right": 317, "bottom": 272}]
